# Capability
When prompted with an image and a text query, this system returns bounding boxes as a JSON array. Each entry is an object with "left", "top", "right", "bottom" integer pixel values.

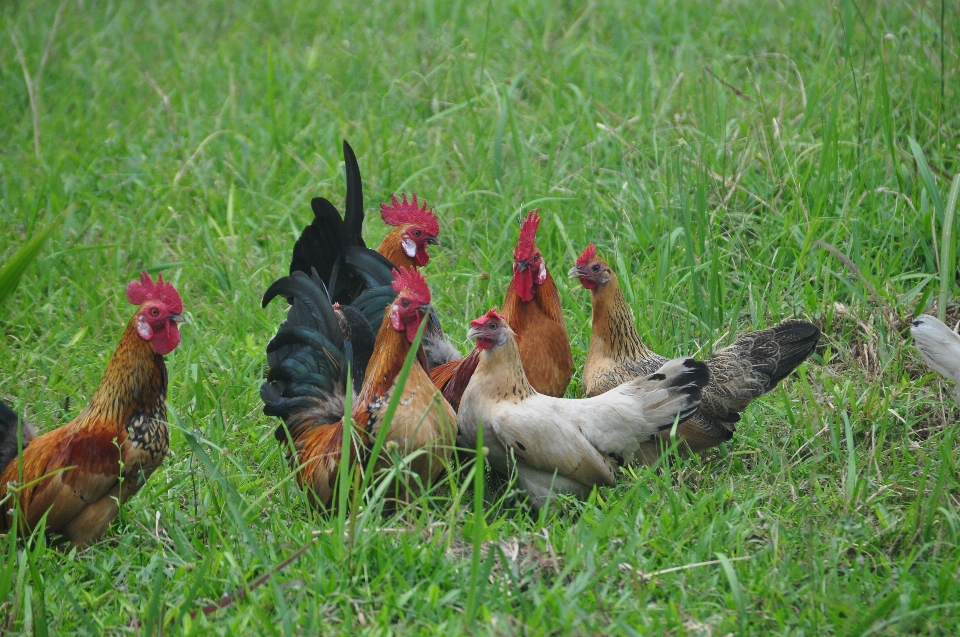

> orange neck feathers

[
  {"left": 502, "top": 269, "right": 565, "bottom": 337},
  {"left": 79, "top": 318, "right": 168, "bottom": 432},
  {"left": 355, "top": 310, "right": 416, "bottom": 415},
  {"left": 377, "top": 226, "right": 418, "bottom": 270}
]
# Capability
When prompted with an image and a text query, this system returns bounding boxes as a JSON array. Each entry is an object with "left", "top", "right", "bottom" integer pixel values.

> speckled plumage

[{"left": 576, "top": 256, "right": 820, "bottom": 463}]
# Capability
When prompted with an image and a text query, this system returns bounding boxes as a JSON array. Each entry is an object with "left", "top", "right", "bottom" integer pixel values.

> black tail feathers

[{"left": 0, "top": 400, "right": 35, "bottom": 471}]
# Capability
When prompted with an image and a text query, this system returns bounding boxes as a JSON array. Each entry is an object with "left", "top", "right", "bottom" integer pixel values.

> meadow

[{"left": 1, "top": 0, "right": 958, "bottom": 633}]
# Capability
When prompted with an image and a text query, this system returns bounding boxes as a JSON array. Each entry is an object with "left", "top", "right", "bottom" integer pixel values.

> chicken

[
  {"left": 0, "top": 273, "right": 184, "bottom": 546},
  {"left": 430, "top": 210, "right": 573, "bottom": 409},
  {"left": 457, "top": 309, "right": 708, "bottom": 509},
  {"left": 911, "top": 314, "right": 960, "bottom": 402},
  {"left": 570, "top": 243, "right": 821, "bottom": 464},
  {"left": 288, "top": 140, "right": 459, "bottom": 370},
  {"left": 262, "top": 266, "right": 457, "bottom": 511}
]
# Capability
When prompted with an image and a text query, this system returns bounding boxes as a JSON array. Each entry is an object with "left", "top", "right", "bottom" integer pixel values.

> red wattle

[
  {"left": 414, "top": 248, "right": 430, "bottom": 267},
  {"left": 476, "top": 338, "right": 494, "bottom": 350},
  {"left": 151, "top": 323, "right": 181, "bottom": 355},
  {"left": 512, "top": 267, "right": 534, "bottom": 302}
]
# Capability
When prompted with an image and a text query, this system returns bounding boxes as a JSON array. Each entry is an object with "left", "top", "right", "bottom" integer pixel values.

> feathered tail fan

[
  {"left": 700, "top": 319, "right": 821, "bottom": 424},
  {"left": 261, "top": 271, "right": 352, "bottom": 434}
]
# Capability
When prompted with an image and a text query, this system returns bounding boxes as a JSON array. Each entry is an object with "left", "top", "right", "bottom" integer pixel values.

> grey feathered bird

[
  {"left": 569, "top": 243, "right": 821, "bottom": 464},
  {"left": 911, "top": 314, "right": 960, "bottom": 403}
]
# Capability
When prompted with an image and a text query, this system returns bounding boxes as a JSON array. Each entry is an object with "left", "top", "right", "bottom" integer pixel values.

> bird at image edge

[
  {"left": 911, "top": 314, "right": 960, "bottom": 403},
  {"left": 0, "top": 273, "right": 184, "bottom": 546},
  {"left": 570, "top": 243, "right": 821, "bottom": 464}
]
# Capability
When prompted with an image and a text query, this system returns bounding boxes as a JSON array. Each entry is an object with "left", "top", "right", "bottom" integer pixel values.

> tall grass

[{"left": 0, "top": 0, "right": 958, "bottom": 633}]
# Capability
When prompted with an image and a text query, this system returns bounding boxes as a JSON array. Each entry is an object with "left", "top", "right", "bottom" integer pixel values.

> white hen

[
  {"left": 457, "top": 309, "right": 709, "bottom": 509},
  {"left": 911, "top": 314, "right": 960, "bottom": 403}
]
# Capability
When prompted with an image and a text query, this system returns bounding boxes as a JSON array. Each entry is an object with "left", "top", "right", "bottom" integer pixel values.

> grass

[{"left": 1, "top": 0, "right": 958, "bottom": 633}]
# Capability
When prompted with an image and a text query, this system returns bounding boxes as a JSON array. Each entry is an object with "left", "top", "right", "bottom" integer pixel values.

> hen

[
  {"left": 911, "top": 314, "right": 960, "bottom": 402},
  {"left": 261, "top": 266, "right": 457, "bottom": 510},
  {"left": 570, "top": 243, "right": 820, "bottom": 464},
  {"left": 288, "top": 140, "right": 459, "bottom": 370},
  {"left": 431, "top": 210, "right": 573, "bottom": 408},
  {"left": 0, "top": 273, "right": 184, "bottom": 546},
  {"left": 457, "top": 309, "right": 708, "bottom": 509}
]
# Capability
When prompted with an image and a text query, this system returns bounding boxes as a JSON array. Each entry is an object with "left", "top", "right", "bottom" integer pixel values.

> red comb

[
  {"left": 391, "top": 266, "right": 431, "bottom": 305},
  {"left": 514, "top": 209, "right": 540, "bottom": 261},
  {"left": 380, "top": 193, "right": 440, "bottom": 236},
  {"left": 126, "top": 272, "right": 182, "bottom": 313},
  {"left": 576, "top": 243, "right": 597, "bottom": 267},
  {"left": 470, "top": 308, "right": 506, "bottom": 328}
]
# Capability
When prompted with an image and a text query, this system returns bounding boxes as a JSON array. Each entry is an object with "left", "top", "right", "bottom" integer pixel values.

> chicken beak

[
  {"left": 516, "top": 260, "right": 528, "bottom": 272},
  {"left": 417, "top": 303, "right": 432, "bottom": 316},
  {"left": 567, "top": 266, "right": 584, "bottom": 279},
  {"left": 171, "top": 313, "right": 186, "bottom": 324},
  {"left": 426, "top": 236, "right": 441, "bottom": 246},
  {"left": 467, "top": 326, "right": 483, "bottom": 341}
]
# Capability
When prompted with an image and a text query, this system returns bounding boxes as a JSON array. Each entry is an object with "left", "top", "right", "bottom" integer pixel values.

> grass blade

[
  {"left": 938, "top": 174, "right": 959, "bottom": 321},
  {"left": 0, "top": 205, "right": 73, "bottom": 309}
]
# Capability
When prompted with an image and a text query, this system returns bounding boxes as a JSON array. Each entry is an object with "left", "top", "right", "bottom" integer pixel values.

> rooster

[
  {"left": 911, "top": 314, "right": 960, "bottom": 402},
  {"left": 570, "top": 243, "right": 821, "bottom": 464},
  {"left": 0, "top": 273, "right": 184, "bottom": 546},
  {"left": 457, "top": 309, "right": 708, "bottom": 509},
  {"left": 288, "top": 140, "right": 459, "bottom": 370},
  {"left": 430, "top": 210, "right": 573, "bottom": 409},
  {"left": 261, "top": 266, "right": 457, "bottom": 510}
]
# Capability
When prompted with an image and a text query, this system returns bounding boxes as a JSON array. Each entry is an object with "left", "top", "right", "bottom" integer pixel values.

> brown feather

[
  {"left": 0, "top": 317, "right": 170, "bottom": 545},
  {"left": 376, "top": 226, "right": 418, "bottom": 269},
  {"left": 582, "top": 261, "right": 819, "bottom": 462},
  {"left": 502, "top": 270, "right": 573, "bottom": 397}
]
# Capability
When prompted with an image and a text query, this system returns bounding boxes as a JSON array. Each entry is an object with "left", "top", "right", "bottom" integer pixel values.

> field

[{"left": 1, "top": 0, "right": 959, "bottom": 633}]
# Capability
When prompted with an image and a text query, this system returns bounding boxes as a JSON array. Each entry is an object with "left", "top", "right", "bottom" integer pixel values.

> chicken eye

[
  {"left": 488, "top": 322, "right": 497, "bottom": 330},
  {"left": 149, "top": 307, "right": 160, "bottom": 317},
  {"left": 533, "top": 254, "right": 540, "bottom": 261},
  {"left": 592, "top": 264, "right": 600, "bottom": 272},
  {"left": 413, "top": 229, "right": 422, "bottom": 237},
  {"left": 401, "top": 299, "right": 410, "bottom": 308}
]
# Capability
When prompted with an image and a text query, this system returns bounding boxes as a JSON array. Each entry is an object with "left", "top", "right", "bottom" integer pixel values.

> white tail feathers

[{"left": 911, "top": 314, "right": 960, "bottom": 403}]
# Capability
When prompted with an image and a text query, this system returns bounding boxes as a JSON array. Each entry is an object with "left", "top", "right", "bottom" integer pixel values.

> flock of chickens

[{"left": 2, "top": 141, "right": 959, "bottom": 546}]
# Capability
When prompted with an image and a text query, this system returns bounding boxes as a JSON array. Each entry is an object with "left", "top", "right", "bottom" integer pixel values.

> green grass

[{"left": 1, "top": 0, "right": 959, "bottom": 633}]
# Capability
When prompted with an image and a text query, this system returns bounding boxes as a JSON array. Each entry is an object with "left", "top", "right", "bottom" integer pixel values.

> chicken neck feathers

[{"left": 501, "top": 270, "right": 573, "bottom": 397}]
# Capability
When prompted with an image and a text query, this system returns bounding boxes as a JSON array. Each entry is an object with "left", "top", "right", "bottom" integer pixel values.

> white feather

[
  {"left": 458, "top": 332, "right": 704, "bottom": 509},
  {"left": 911, "top": 314, "right": 960, "bottom": 403}
]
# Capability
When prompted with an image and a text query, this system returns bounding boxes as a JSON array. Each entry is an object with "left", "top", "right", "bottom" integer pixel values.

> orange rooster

[
  {"left": 431, "top": 210, "right": 573, "bottom": 408},
  {"left": 0, "top": 273, "right": 184, "bottom": 546},
  {"left": 262, "top": 266, "right": 457, "bottom": 510},
  {"left": 570, "top": 243, "right": 820, "bottom": 463}
]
